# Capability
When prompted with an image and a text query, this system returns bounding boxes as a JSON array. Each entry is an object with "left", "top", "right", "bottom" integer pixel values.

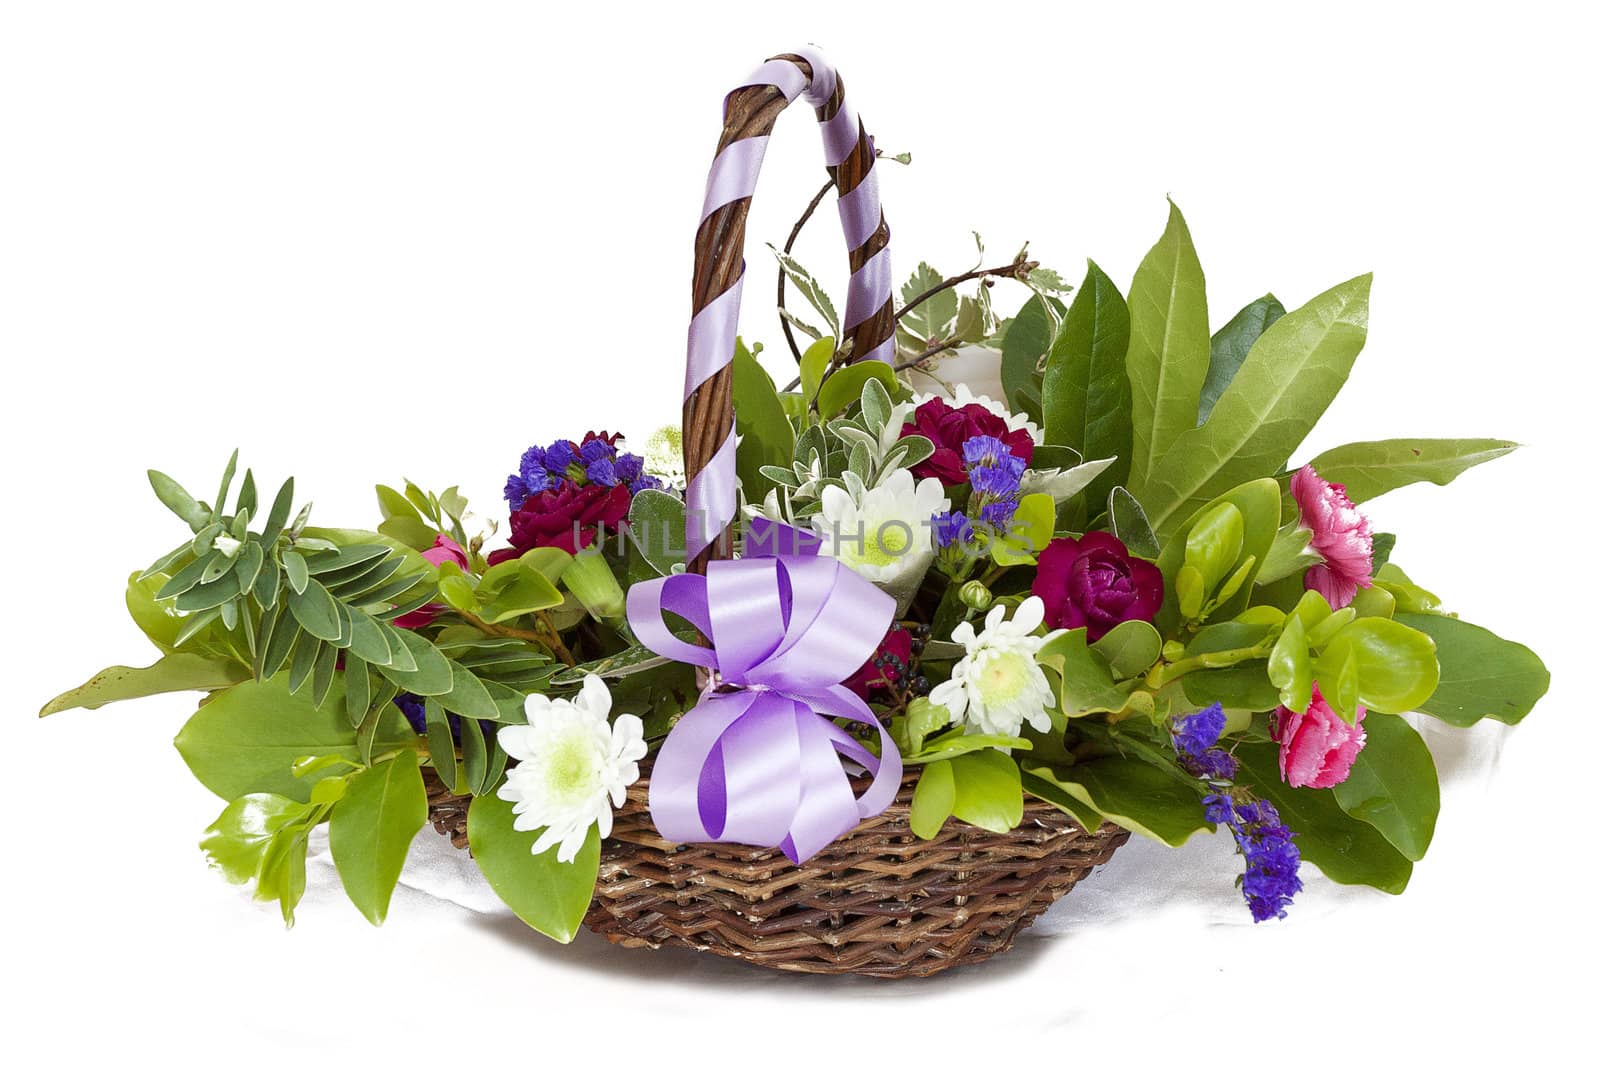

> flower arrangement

[{"left": 41, "top": 49, "right": 1550, "bottom": 973}]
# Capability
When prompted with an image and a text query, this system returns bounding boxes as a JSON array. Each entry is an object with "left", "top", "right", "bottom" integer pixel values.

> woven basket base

[{"left": 427, "top": 767, "right": 1128, "bottom": 979}]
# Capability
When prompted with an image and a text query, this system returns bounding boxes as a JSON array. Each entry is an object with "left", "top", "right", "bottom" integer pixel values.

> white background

[{"left": 3, "top": 2, "right": 1595, "bottom": 1062}]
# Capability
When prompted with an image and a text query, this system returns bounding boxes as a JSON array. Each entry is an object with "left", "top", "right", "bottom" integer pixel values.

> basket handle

[{"left": 682, "top": 48, "right": 893, "bottom": 574}]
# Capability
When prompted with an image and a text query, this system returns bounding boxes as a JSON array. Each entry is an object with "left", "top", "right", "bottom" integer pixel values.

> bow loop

[{"left": 624, "top": 522, "right": 902, "bottom": 864}]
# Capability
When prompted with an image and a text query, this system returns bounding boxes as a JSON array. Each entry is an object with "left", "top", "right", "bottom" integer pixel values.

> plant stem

[
  {"left": 893, "top": 259, "right": 1039, "bottom": 327},
  {"left": 777, "top": 177, "right": 837, "bottom": 364},
  {"left": 457, "top": 610, "right": 577, "bottom": 667}
]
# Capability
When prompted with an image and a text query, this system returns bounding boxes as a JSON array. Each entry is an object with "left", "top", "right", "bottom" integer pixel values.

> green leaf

[
  {"left": 1043, "top": 259, "right": 1132, "bottom": 502},
  {"left": 770, "top": 245, "right": 840, "bottom": 339},
  {"left": 1126, "top": 201, "right": 1210, "bottom": 492},
  {"left": 1017, "top": 764, "right": 1105, "bottom": 829},
  {"left": 816, "top": 358, "right": 898, "bottom": 420},
  {"left": 909, "top": 761, "right": 956, "bottom": 839},
  {"left": 286, "top": 579, "right": 342, "bottom": 641},
  {"left": 732, "top": 339, "right": 796, "bottom": 498},
  {"left": 149, "top": 468, "right": 211, "bottom": 531},
  {"left": 1037, "top": 629, "right": 1146, "bottom": 717},
  {"left": 1156, "top": 478, "right": 1280, "bottom": 629},
  {"left": 378, "top": 628, "right": 455, "bottom": 695},
  {"left": 174, "top": 674, "right": 416, "bottom": 803},
  {"left": 329, "top": 749, "right": 428, "bottom": 925},
  {"left": 561, "top": 549, "right": 625, "bottom": 621},
  {"left": 1108, "top": 487, "right": 1159, "bottom": 557},
  {"left": 436, "top": 660, "right": 501, "bottom": 721},
  {"left": 1138, "top": 273, "right": 1371, "bottom": 536},
  {"left": 467, "top": 792, "right": 598, "bottom": 943},
  {"left": 1332, "top": 714, "right": 1439, "bottom": 861},
  {"left": 624, "top": 489, "right": 686, "bottom": 576},
  {"left": 1268, "top": 614, "right": 1313, "bottom": 712},
  {"left": 476, "top": 557, "right": 564, "bottom": 623},
  {"left": 898, "top": 262, "right": 957, "bottom": 343},
  {"left": 1395, "top": 612, "right": 1549, "bottom": 726},
  {"left": 1298, "top": 438, "right": 1519, "bottom": 504},
  {"left": 1052, "top": 756, "right": 1211, "bottom": 846},
  {"left": 1198, "top": 295, "right": 1285, "bottom": 424},
  {"left": 40, "top": 654, "right": 250, "bottom": 716},
  {"left": 261, "top": 478, "right": 295, "bottom": 544},
  {"left": 1235, "top": 743, "right": 1411, "bottom": 893},
  {"left": 200, "top": 792, "right": 311, "bottom": 885},
  {"left": 1314, "top": 617, "right": 1440, "bottom": 717},
  {"left": 948, "top": 750, "right": 1023, "bottom": 833},
  {"left": 799, "top": 337, "right": 834, "bottom": 402},
  {"left": 999, "top": 293, "right": 1056, "bottom": 425},
  {"left": 1092, "top": 620, "right": 1163, "bottom": 680},
  {"left": 283, "top": 550, "right": 309, "bottom": 595}
]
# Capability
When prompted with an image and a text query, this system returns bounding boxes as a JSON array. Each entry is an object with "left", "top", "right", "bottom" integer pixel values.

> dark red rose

[
  {"left": 582, "top": 429, "right": 623, "bottom": 448},
  {"left": 1032, "top": 532, "right": 1163, "bottom": 641},
  {"left": 900, "top": 397, "right": 1035, "bottom": 486},
  {"left": 488, "top": 481, "right": 632, "bottom": 562},
  {"left": 842, "top": 626, "right": 914, "bottom": 701}
]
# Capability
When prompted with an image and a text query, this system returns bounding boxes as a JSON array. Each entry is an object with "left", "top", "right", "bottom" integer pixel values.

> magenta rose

[
  {"left": 842, "top": 626, "right": 913, "bottom": 701},
  {"left": 394, "top": 535, "right": 471, "bottom": 629},
  {"left": 900, "top": 396, "right": 1035, "bottom": 486},
  {"left": 1271, "top": 683, "right": 1366, "bottom": 788},
  {"left": 1031, "top": 531, "right": 1163, "bottom": 641},
  {"left": 488, "top": 481, "right": 632, "bottom": 563}
]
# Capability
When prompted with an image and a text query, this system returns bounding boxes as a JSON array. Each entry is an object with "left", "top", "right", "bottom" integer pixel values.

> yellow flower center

[
  {"left": 853, "top": 521, "right": 910, "bottom": 568},
  {"left": 975, "top": 650, "right": 1030, "bottom": 707}
]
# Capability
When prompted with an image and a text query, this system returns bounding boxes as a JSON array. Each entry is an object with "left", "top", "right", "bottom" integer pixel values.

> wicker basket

[
  {"left": 426, "top": 49, "right": 1131, "bottom": 978},
  {"left": 427, "top": 766, "right": 1129, "bottom": 978}
]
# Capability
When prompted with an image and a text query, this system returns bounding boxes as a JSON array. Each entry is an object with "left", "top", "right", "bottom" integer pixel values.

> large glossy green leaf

[
  {"left": 1314, "top": 616, "right": 1439, "bottom": 717},
  {"left": 1198, "top": 295, "right": 1284, "bottom": 424},
  {"left": 731, "top": 339, "right": 795, "bottom": 500},
  {"left": 175, "top": 675, "right": 415, "bottom": 802},
  {"left": 816, "top": 358, "right": 897, "bottom": 420},
  {"left": 1155, "top": 478, "right": 1281, "bottom": 630},
  {"left": 1235, "top": 743, "right": 1411, "bottom": 893},
  {"left": 329, "top": 749, "right": 428, "bottom": 925},
  {"left": 1396, "top": 613, "right": 1549, "bottom": 726},
  {"left": 1036, "top": 629, "right": 1147, "bottom": 717},
  {"left": 40, "top": 654, "right": 250, "bottom": 716},
  {"left": 466, "top": 793, "right": 598, "bottom": 943},
  {"left": 200, "top": 792, "right": 310, "bottom": 885},
  {"left": 948, "top": 750, "right": 1023, "bottom": 833},
  {"left": 1051, "top": 756, "right": 1211, "bottom": 846},
  {"left": 909, "top": 760, "right": 956, "bottom": 839},
  {"left": 1138, "top": 273, "right": 1371, "bottom": 536},
  {"left": 1042, "top": 259, "right": 1132, "bottom": 504},
  {"left": 1298, "top": 438, "right": 1518, "bottom": 504},
  {"left": 1333, "top": 714, "right": 1438, "bottom": 861},
  {"left": 1000, "top": 294, "right": 1056, "bottom": 425},
  {"left": 1126, "top": 201, "right": 1210, "bottom": 491}
]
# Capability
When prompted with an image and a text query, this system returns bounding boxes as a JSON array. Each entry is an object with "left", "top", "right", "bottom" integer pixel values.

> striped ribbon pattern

[{"left": 683, "top": 48, "right": 894, "bottom": 568}]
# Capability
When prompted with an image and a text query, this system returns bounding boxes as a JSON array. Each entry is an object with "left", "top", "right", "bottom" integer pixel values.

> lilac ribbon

[
  {"left": 683, "top": 49, "right": 891, "bottom": 562},
  {"left": 626, "top": 519, "right": 901, "bottom": 864}
]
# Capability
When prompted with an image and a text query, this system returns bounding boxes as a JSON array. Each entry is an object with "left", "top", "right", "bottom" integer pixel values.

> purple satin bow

[{"left": 625, "top": 520, "right": 902, "bottom": 864}]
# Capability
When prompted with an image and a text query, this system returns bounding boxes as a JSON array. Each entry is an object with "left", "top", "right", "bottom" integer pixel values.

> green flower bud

[{"left": 959, "top": 580, "right": 993, "bottom": 611}]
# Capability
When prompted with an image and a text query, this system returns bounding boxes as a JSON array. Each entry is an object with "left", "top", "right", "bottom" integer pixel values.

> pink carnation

[
  {"left": 1290, "top": 464, "right": 1373, "bottom": 609},
  {"left": 1271, "top": 684, "right": 1366, "bottom": 788},
  {"left": 394, "top": 535, "right": 470, "bottom": 629}
]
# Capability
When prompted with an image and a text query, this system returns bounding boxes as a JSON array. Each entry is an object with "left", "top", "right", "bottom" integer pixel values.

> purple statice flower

[
  {"left": 504, "top": 474, "right": 531, "bottom": 509},
  {"left": 394, "top": 691, "right": 493, "bottom": 743},
  {"left": 1172, "top": 703, "right": 1227, "bottom": 759},
  {"left": 932, "top": 510, "right": 975, "bottom": 549},
  {"left": 1232, "top": 799, "right": 1303, "bottom": 922},
  {"left": 579, "top": 436, "right": 615, "bottom": 466},
  {"left": 394, "top": 692, "right": 427, "bottom": 734},
  {"left": 1169, "top": 703, "right": 1237, "bottom": 779},
  {"left": 630, "top": 473, "right": 665, "bottom": 493},
  {"left": 979, "top": 498, "right": 1019, "bottom": 529},
  {"left": 519, "top": 445, "right": 549, "bottom": 484},
  {"left": 963, "top": 436, "right": 1026, "bottom": 493},
  {"left": 585, "top": 456, "right": 618, "bottom": 487},
  {"left": 1201, "top": 792, "right": 1236, "bottom": 825},
  {"left": 544, "top": 439, "right": 579, "bottom": 475},
  {"left": 613, "top": 452, "right": 644, "bottom": 485}
]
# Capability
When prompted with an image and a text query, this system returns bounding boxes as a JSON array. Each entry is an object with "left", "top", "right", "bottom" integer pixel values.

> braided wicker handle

[{"left": 682, "top": 48, "right": 893, "bottom": 574}]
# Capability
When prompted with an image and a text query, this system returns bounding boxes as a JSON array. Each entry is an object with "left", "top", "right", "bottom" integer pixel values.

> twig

[
  {"left": 777, "top": 177, "right": 837, "bottom": 364},
  {"left": 894, "top": 259, "right": 1039, "bottom": 327},
  {"left": 457, "top": 610, "right": 577, "bottom": 667},
  {"left": 893, "top": 336, "right": 963, "bottom": 374}
]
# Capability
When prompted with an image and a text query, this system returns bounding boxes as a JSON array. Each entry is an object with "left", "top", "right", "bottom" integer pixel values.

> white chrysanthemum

[
  {"left": 912, "top": 383, "right": 1043, "bottom": 443},
  {"left": 929, "top": 596, "right": 1059, "bottom": 737},
  {"left": 642, "top": 425, "right": 686, "bottom": 485},
  {"left": 496, "top": 674, "right": 645, "bottom": 863},
  {"left": 812, "top": 469, "right": 948, "bottom": 591}
]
